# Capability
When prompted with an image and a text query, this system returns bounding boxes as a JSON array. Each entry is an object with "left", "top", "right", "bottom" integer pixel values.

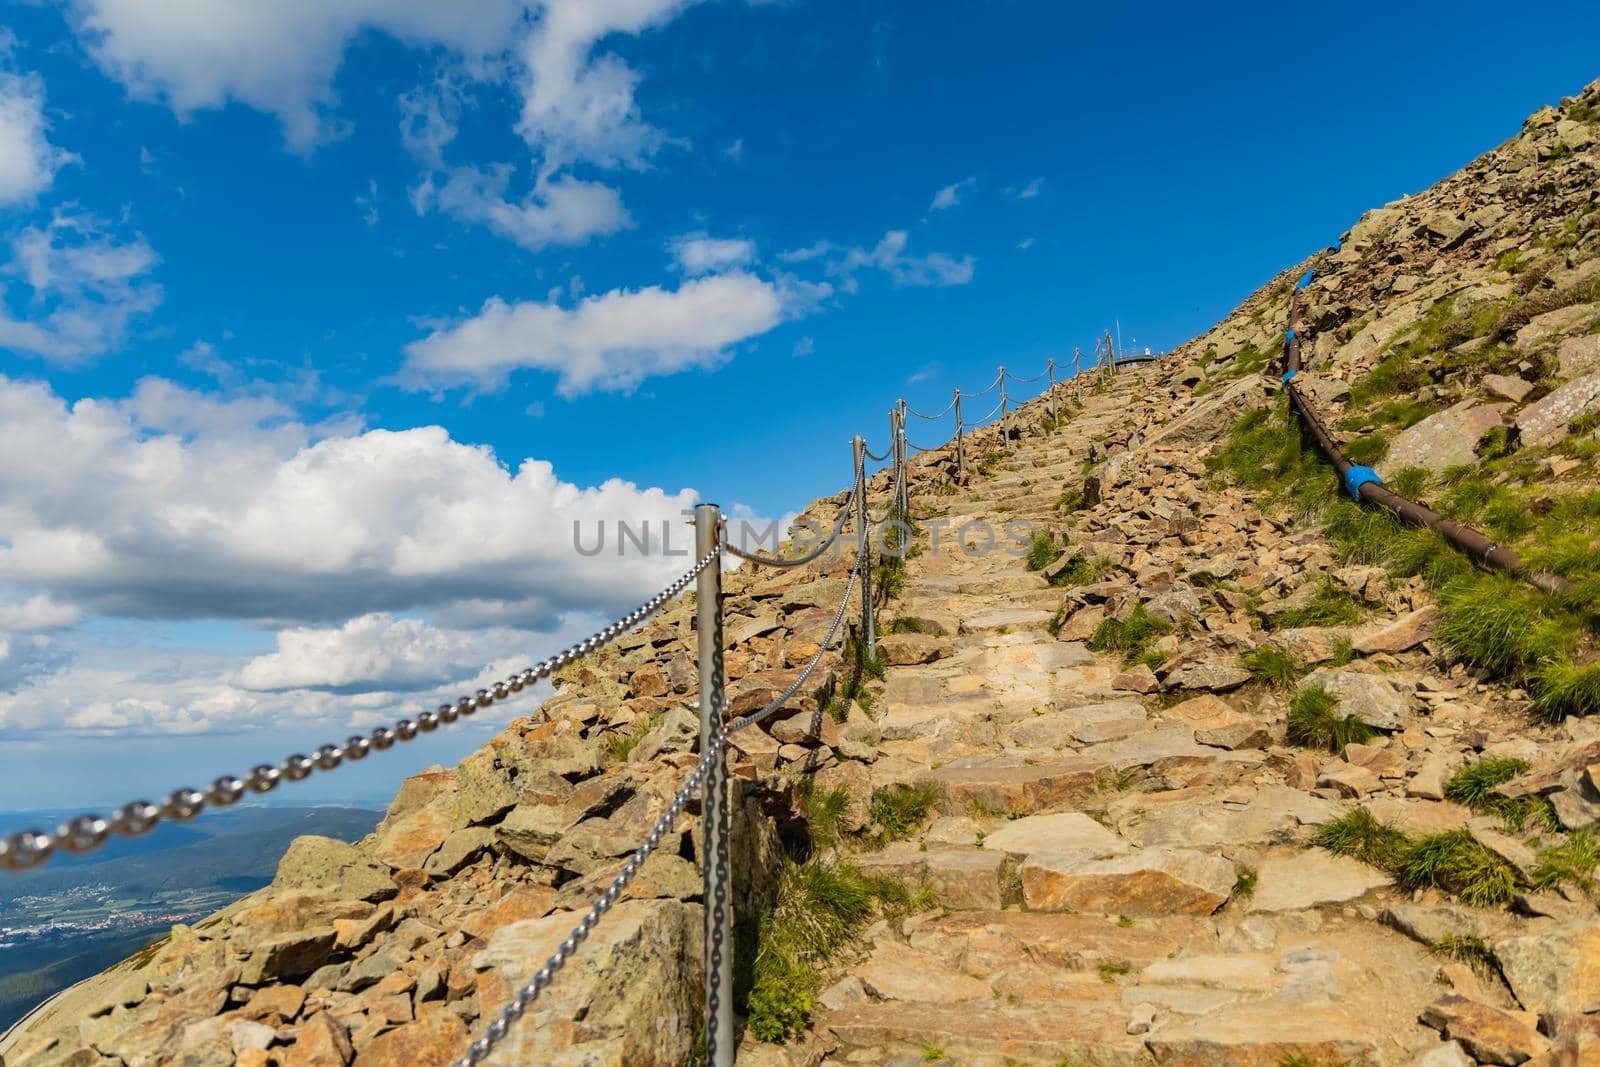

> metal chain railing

[{"left": 0, "top": 548, "right": 721, "bottom": 875}]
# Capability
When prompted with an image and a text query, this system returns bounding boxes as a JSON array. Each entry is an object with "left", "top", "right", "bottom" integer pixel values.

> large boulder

[
  {"left": 272, "top": 836, "right": 396, "bottom": 902},
  {"left": 469, "top": 900, "right": 702, "bottom": 1065},
  {"left": 1375, "top": 400, "right": 1508, "bottom": 476},
  {"left": 1299, "top": 670, "right": 1408, "bottom": 730},
  {"left": 1516, "top": 369, "right": 1600, "bottom": 445},
  {"left": 1020, "top": 847, "right": 1234, "bottom": 916}
]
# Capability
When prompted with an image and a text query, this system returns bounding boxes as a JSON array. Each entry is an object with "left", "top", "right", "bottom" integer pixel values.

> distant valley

[{"left": 0, "top": 805, "right": 381, "bottom": 1030}]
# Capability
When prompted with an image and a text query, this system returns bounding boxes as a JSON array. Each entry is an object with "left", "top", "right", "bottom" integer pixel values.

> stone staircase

[{"left": 752, "top": 368, "right": 1591, "bottom": 1066}]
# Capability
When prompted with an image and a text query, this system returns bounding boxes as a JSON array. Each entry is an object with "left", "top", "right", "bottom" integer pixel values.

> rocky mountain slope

[{"left": 4, "top": 76, "right": 1600, "bottom": 1067}]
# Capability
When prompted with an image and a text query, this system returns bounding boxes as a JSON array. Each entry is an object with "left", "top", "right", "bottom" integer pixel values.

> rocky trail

[
  {"left": 770, "top": 368, "right": 1593, "bottom": 1066},
  {"left": 7, "top": 76, "right": 1600, "bottom": 1067}
]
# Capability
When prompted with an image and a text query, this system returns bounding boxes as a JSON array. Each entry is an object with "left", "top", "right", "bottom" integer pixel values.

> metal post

[
  {"left": 693, "top": 503, "right": 732, "bottom": 1067},
  {"left": 998, "top": 366, "right": 1010, "bottom": 449},
  {"left": 895, "top": 399, "right": 909, "bottom": 519},
  {"left": 1048, "top": 357, "right": 1057, "bottom": 429},
  {"left": 852, "top": 436, "right": 875, "bottom": 661},
  {"left": 953, "top": 390, "right": 965, "bottom": 481}
]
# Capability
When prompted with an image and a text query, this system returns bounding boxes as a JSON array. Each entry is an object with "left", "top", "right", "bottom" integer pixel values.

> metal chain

[
  {"left": 967, "top": 397, "right": 1005, "bottom": 427},
  {"left": 1004, "top": 367, "right": 1047, "bottom": 383},
  {"left": 725, "top": 527, "right": 866, "bottom": 735},
  {"left": 906, "top": 436, "right": 948, "bottom": 453},
  {"left": 452, "top": 734, "right": 719, "bottom": 1066},
  {"left": 455, "top": 523, "right": 868, "bottom": 1065},
  {"left": 862, "top": 443, "right": 890, "bottom": 462},
  {"left": 904, "top": 396, "right": 957, "bottom": 420},
  {"left": 962, "top": 372, "right": 1002, "bottom": 398},
  {"left": 703, "top": 599, "right": 730, "bottom": 1066},
  {"left": 0, "top": 547, "right": 721, "bottom": 875},
  {"left": 723, "top": 485, "right": 859, "bottom": 569}
]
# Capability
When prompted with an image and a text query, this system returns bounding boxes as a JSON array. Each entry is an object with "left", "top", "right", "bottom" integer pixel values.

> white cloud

[
  {"left": 1008, "top": 177, "right": 1043, "bottom": 200},
  {"left": 515, "top": 0, "right": 699, "bottom": 173},
  {"left": 835, "top": 230, "right": 974, "bottom": 289},
  {"left": 0, "top": 373, "right": 708, "bottom": 626},
  {"left": 68, "top": 0, "right": 528, "bottom": 151},
  {"left": 669, "top": 233, "right": 756, "bottom": 275},
  {"left": 399, "top": 65, "right": 632, "bottom": 252},
  {"left": 417, "top": 166, "right": 631, "bottom": 251},
  {"left": 1017, "top": 236, "right": 1035, "bottom": 251},
  {"left": 0, "top": 211, "right": 162, "bottom": 364},
  {"left": 0, "top": 592, "right": 83, "bottom": 632},
  {"left": 928, "top": 176, "right": 975, "bottom": 212},
  {"left": 0, "top": 59, "right": 76, "bottom": 206},
  {"left": 239, "top": 613, "right": 534, "bottom": 693},
  {"left": 791, "top": 335, "right": 814, "bottom": 357},
  {"left": 402, "top": 271, "right": 787, "bottom": 395}
]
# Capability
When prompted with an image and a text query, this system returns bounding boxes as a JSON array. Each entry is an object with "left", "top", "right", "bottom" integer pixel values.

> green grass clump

[
  {"left": 868, "top": 782, "right": 938, "bottom": 843},
  {"left": 1444, "top": 756, "right": 1529, "bottom": 808},
  {"left": 1055, "top": 487, "right": 1084, "bottom": 513},
  {"left": 1533, "top": 661, "right": 1600, "bottom": 720},
  {"left": 1268, "top": 581, "right": 1363, "bottom": 629},
  {"left": 1342, "top": 433, "right": 1389, "bottom": 466},
  {"left": 798, "top": 780, "right": 854, "bottom": 850},
  {"left": 1232, "top": 867, "right": 1258, "bottom": 899},
  {"left": 1049, "top": 554, "right": 1113, "bottom": 588},
  {"left": 1087, "top": 604, "right": 1172, "bottom": 665},
  {"left": 744, "top": 862, "right": 915, "bottom": 1041},
  {"left": 1437, "top": 576, "right": 1574, "bottom": 676},
  {"left": 1242, "top": 645, "right": 1305, "bottom": 688},
  {"left": 889, "top": 616, "right": 928, "bottom": 634},
  {"left": 1286, "top": 684, "right": 1376, "bottom": 752},
  {"left": 1445, "top": 756, "right": 1555, "bottom": 832},
  {"left": 1318, "top": 812, "right": 1517, "bottom": 907},
  {"left": 1533, "top": 829, "right": 1600, "bottom": 895},
  {"left": 1394, "top": 830, "right": 1517, "bottom": 907},
  {"left": 1317, "top": 808, "right": 1408, "bottom": 868},
  {"left": 604, "top": 713, "right": 662, "bottom": 764},
  {"left": 1025, "top": 531, "right": 1062, "bottom": 572},
  {"left": 1429, "top": 934, "right": 1499, "bottom": 974},
  {"left": 1385, "top": 466, "right": 1431, "bottom": 500}
]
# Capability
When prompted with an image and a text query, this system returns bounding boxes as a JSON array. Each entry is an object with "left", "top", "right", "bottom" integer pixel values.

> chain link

[
  {"left": 1004, "top": 367, "right": 1047, "bottom": 383},
  {"left": 961, "top": 372, "right": 1002, "bottom": 398},
  {"left": 904, "top": 396, "right": 957, "bottom": 420},
  {"left": 0, "top": 547, "right": 721, "bottom": 875}
]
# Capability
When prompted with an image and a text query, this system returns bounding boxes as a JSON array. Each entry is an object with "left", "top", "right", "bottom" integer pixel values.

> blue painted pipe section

[{"left": 1343, "top": 465, "right": 1383, "bottom": 501}]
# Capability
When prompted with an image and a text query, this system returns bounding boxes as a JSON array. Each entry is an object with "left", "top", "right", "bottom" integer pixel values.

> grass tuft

[
  {"left": 1243, "top": 645, "right": 1306, "bottom": 688},
  {"left": 1087, "top": 604, "right": 1172, "bottom": 666},
  {"left": 1286, "top": 684, "right": 1375, "bottom": 752},
  {"left": 744, "top": 861, "right": 918, "bottom": 1041},
  {"left": 1533, "top": 829, "right": 1600, "bottom": 895},
  {"left": 1024, "top": 531, "right": 1062, "bottom": 572},
  {"left": 868, "top": 782, "right": 938, "bottom": 843},
  {"left": 1316, "top": 808, "right": 1408, "bottom": 868}
]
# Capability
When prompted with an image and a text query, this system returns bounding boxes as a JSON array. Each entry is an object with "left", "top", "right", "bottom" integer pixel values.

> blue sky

[{"left": 0, "top": 0, "right": 1596, "bottom": 814}]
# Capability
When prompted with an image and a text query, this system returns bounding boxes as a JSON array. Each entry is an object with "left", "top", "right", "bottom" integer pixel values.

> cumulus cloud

[
  {"left": 0, "top": 373, "right": 706, "bottom": 626},
  {"left": 415, "top": 165, "right": 631, "bottom": 251},
  {"left": 402, "top": 271, "right": 787, "bottom": 395},
  {"left": 669, "top": 233, "right": 756, "bottom": 275},
  {"left": 238, "top": 613, "right": 537, "bottom": 693},
  {"left": 515, "top": 0, "right": 699, "bottom": 172},
  {"left": 928, "top": 176, "right": 975, "bottom": 212},
  {"left": 0, "top": 55, "right": 76, "bottom": 206},
  {"left": 68, "top": 0, "right": 527, "bottom": 151},
  {"left": 0, "top": 211, "right": 161, "bottom": 364}
]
